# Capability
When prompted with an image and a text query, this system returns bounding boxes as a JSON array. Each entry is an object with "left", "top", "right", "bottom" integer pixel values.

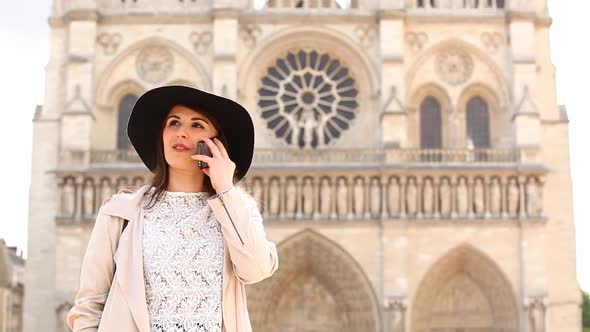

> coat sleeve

[
  {"left": 66, "top": 205, "right": 118, "bottom": 331},
  {"left": 207, "top": 186, "right": 279, "bottom": 284}
]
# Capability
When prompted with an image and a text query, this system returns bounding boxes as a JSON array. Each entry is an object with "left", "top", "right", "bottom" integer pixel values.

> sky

[{"left": 0, "top": 1, "right": 587, "bottom": 292}]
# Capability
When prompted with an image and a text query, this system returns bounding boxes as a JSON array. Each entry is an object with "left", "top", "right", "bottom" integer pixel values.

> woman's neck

[{"left": 166, "top": 168, "right": 206, "bottom": 193}]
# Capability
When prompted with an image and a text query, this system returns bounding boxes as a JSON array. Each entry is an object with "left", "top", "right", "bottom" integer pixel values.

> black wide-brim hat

[{"left": 127, "top": 85, "right": 254, "bottom": 181}]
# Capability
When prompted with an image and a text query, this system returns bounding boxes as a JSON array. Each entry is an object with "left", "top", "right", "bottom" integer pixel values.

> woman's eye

[
  {"left": 192, "top": 123, "right": 203, "bottom": 128},
  {"left": 169, "top": 120, "right": 179, "bottom": 126}
]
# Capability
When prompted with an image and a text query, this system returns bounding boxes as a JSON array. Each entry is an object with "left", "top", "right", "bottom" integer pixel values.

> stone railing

[
  {"left": 54, "top": 0, "right": 211, "bottom": 17},
  {"left": 411, "top": 0, "right": 506, "bottom": 11},
  {"left": 61, "top": 148, "right": 532, "bottom": 168},
  {"left": 55, "top": 169, "right": 545, "bottom": 222},
  {"left": 260, "top": 0, "right": 359, "bottom": 10}
]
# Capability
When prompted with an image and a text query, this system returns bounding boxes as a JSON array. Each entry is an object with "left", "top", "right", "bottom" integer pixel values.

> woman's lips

[{"left": 172, "top": 142, "right": 192, "bottom": 152}]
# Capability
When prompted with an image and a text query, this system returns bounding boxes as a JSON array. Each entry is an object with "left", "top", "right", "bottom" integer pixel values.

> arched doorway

[
  {"left": 247, "top": 229, "right": 381, "bottom": 332},
  {"left": 412, "top": 245, "right": 518, "bottom": 332}
]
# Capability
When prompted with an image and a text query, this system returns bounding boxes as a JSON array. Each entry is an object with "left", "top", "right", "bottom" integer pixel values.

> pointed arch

[
  {"left": 411, "top": 244, "right": 518, "bottom": 332},
  {"left": 247, "top": 228, "right": 381, "bottom": 332}
]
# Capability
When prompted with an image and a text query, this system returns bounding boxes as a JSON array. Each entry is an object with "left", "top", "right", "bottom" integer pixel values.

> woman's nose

[{"left": 176, "top": 127, "right": 188, "bottom": 138}]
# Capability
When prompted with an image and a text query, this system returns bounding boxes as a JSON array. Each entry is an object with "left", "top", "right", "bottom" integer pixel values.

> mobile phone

[{"left": 196, "top": 140, "right": 213, "bottom": 169}]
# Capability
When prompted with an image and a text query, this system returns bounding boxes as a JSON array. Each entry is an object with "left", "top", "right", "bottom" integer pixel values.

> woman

[{"left": 66, "top": 85, "right": 279, "bottom": 332}]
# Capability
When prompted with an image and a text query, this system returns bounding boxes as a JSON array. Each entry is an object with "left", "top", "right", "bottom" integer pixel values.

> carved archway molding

[
  {"left": 411, "top": 244, "right": 519, "bottom": 332},
  {"left": 246, "top": 228, "right": 382, "bottom": 332}
]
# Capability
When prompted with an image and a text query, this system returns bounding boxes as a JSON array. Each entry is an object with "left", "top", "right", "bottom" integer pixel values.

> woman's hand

[{"left": 190, "top": 137, "right": 235, "bottom": 193}]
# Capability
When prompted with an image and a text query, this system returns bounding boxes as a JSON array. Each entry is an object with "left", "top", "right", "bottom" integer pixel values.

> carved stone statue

[
  {"left": 82, "top": 182, "right": 94, "bottom": 217},
  {"left": 456, "top": 177, "right": 469, "bottom": 216},
  {"left": 252, "top": 178, "right": 264, "bottom": 210},
  {"left": 526, "top": 297, "right": 546, "bottom": 332},
  {"left": 405, "top": 177, "right": 417, "bottom": 216},
  {"left": 336, "top": 177, "right": 349, "bottom": 218},
  {"left": 490, "top": 178, "right": 501, "bottom": 216},
  {"left": 439, "top": 177, "right": 452, "bottom": 217},
  {"left": 269, "top": 178, "right": 281, "bottom": 216},
  {"left": 422, "top": 178, "right": 434, "bottom": 216},
  {"left": 285, "top": 178, "right": 298, "bottom": 217},
  {"left": 302, "top": 177, "right": 314, "bottom": 217},
  {"left": 319, "top": 177, "right": 332, "bottom": 218},
  {"left": 526, "top": 178, "right": 542, "bottom": 217},
  {"left": 473, "top": 177, "right": 485, "bottom": 216},
  {"left": 62, "top": 180, "right": 75, "bottom": 217},
  {"left": 507, "top": 178, "right": 519, "bottom": 216},
  {"left": 100, "top": 180, "right": 114, "bottom": 205},
  {"left": 353, "top": 177, "right": 365, "bottom": 217},
  {"left": 369, "top": 178, "right": 381, "bottom": 217},
  {"left": 387, "top": 177, "right": 400, "bottom": 216}
]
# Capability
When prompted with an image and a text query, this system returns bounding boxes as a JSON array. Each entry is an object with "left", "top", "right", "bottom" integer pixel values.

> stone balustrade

[
  {"left": 54, "top": 0, "right": 211, "bottom": 17},
  {"left": 412, "top": 0, "right": 506, "bottom": 10},
  {"left": 55, "top": 168, "right": 545, "bottom": 222},
  {"left": 261, "top": 0, "right": 359, "bottom": 10},
  {"left": 59, "top": 148, "right": 534, "bottom": 168}
]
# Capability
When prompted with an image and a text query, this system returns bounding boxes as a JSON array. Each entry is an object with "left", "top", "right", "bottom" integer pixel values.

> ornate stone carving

[
  {"left": 490, "top": 177, "right": 502, "bottom": 215},
  {"left": 82, "top": 180, "right": 94, "bottom": 218},
  {"left": 526, "top": 177, "right": 542, "bottom": 217},
  {"left": 507, "top": 177, "right": 519, "bottom": 216},
  {"left": 435, "top": 48, "right": 474, "bottom": 85},
  {"left": 96, "top": 32, "right": 122, "bottom": 55},
  {"left": 369, "top": 177, "right": 381, "bottom": 217},
  {"left": 525, "top": 296, "right": 547, "bottom": 332},
  {"left": 319, "top": 177, "right": 332, "bottom": 218},
  {"left": 353, "top": 177, "right": 365, "bottom": 217},
  {"left": 384, "top": 296, "right": 406, "bottom": 332},
  {"left": 189, "top": 31, "right": 212, "bottom": 55},
  {"left": 258, "top": 50, "right": 358, "bottom": 148},
  {"left": 473, "top": 177, "right": 485, "bottom": 216},
  {"left": 354, "top": 24, "right": 377, "bottom": 48},
  {"left": 387, "top": 177, "right": 400, "bottom": 216},
  {"left": 302, "top": 177, "right": 314, "bottom": 217},
  {"left": 481, "top": 32, "right": 503, "bottom": 53},
  {"left": 422, "top": 177, "right": 434, "bottom": 216},
  {"left": 456, "top": 177, "right": 469, "bottom": 216},
  {"left": 336, "top": 177, "right": 349, "bottom": 217},
  {"left": 405, "top": 177, "right": 418, "bottom": 216},
  {"left": 439, "top": 177, "right": 452, "bottom": 217},
  {"left": 135, "top": 46, "right": 174, "bottom": 83},
  {"left": 269, "top": 178, "right": 281, "bottom": 216},
  {"left": 252, "top": 177, "right": 265, "bottom": 211},
  {"left": 240, "top": 24, "right": 261, "bottom": 49},
  {"left": 285, "top": 177, "right": 298, "bottom": 217},
  {"left": 405, "top": 31, "right": 428, "bottom": 52}
]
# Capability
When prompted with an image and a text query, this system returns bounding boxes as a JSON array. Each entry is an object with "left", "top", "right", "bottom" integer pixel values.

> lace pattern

[{"left": 142, "top": 188, "right": 224, "bottom": 332}]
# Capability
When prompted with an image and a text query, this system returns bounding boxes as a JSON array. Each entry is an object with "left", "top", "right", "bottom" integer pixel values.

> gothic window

[
  {"left": 419, "top": 96, "right": 442, "bottom": 149},
  {"left": 117, "top": 94, "right": 138, "bottom": 150},
  {"left": 466, "top": 96, "right": 490, "bottom": 148},
  {"left": 257, "top": 50, "right": 359, "bottom": 149}
]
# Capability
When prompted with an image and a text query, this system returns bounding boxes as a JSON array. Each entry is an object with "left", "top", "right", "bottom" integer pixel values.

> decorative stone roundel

[
  {"left": 258, "top": 50, "right": 359, "bottom": 149},
  {"left": 136, "top": 46, "right": 174, "bottom": 84},
  {"left": 435, "top": 48, "right": 474, "bottom": 86}
]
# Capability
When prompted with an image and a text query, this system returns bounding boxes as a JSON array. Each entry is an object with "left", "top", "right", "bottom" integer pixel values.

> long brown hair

[{"left": 141, "top": 104, "right": 241, "bottom": 209}]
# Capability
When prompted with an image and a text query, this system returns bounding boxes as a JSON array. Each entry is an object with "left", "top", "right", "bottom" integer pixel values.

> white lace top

[{"left": 142, "top": 188, "right": 224, "bottom": 332}]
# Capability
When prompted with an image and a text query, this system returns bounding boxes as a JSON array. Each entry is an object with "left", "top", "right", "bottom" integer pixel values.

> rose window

[{"left": 257, "top": 50, "right": 359, "bottom": 149}]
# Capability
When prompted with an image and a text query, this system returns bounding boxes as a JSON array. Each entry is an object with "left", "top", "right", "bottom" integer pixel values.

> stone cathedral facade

[{"left": 25, "top": 0, "right": 580, "bottom": 331}]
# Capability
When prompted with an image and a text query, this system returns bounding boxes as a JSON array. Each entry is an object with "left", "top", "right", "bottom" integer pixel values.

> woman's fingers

[
  {"left": 203, "top": 137, "right": 222, "bottom": 158},
  {"left": 190, "top": 154, "right": 213, "bottom": 163},
  {"left": 213, "top": 137, "right": 230, "bottom": 159}
]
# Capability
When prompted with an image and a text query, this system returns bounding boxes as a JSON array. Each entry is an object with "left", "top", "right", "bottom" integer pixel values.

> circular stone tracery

[{"left": 258, "top": 50, "right": 359, "bottom": 149}]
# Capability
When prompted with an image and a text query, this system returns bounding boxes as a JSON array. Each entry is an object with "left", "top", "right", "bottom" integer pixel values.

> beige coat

[{"left": 66, "top": 185, "right": 279, "bottom": 332}]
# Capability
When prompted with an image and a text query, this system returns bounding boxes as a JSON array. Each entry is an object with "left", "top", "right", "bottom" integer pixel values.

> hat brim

[{"left": 127, "top": 85, "right": 254, "bottom": 181}]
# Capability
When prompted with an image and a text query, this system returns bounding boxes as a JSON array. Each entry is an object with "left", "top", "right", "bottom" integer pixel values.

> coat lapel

[{"left": 102, "top": 185, "right": 151, "bottom": 332}]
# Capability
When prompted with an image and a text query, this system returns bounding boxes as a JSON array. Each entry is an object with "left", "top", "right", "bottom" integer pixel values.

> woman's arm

[
  {"left": 66, "top": 205, "right": 118, "bottom": 331},
  {"left": 207, "top": 186, "right": 279, "bottom": 284}
]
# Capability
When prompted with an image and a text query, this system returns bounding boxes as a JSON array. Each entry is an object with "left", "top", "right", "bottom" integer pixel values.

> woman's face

[{"left": 162, "top": 104, "right": 218, "bottom": 173}]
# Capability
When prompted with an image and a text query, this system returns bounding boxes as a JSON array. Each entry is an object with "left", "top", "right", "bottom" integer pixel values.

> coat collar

[{"left": 101, "top": 185, "right": 151, "bottom": 220}]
